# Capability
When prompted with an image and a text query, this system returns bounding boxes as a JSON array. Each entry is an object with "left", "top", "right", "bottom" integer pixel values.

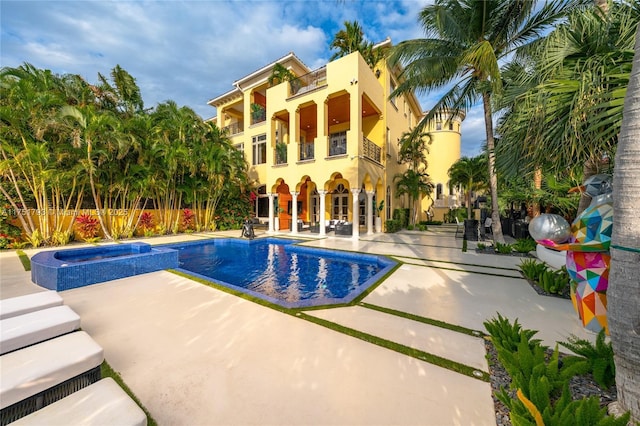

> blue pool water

[{"left": 168, "top": 238, "right": 396, "bottom": 308}]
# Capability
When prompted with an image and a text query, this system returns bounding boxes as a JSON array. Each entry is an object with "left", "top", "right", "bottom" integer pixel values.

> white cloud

[{"left": 1, "top": 0, "right": 483, "bottom": 153}]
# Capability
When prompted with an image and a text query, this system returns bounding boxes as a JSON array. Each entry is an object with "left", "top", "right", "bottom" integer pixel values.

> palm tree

[
  {"left": 268, "top": 63, "right": 295, "bottom": 87},
  {"left": 389, "top": 0, "right": 580, "bottom": 243},
  {"left": 496, "top": 0, "right": 638, "bottom": 214},
  {"left": 330, "top": 20, "right": 385, "bottom": 68},
  {"left": 608, "top": 21, "right": 640, "bottom": 423},
  {"left": 448, "top": 156, "right": 487, "bottom": 221},
  {"left": 394, "top": 169, "right": 434, "bottom": 226},
  {"left": 398, "top": 130, "right": 431, "bottom": 171}
]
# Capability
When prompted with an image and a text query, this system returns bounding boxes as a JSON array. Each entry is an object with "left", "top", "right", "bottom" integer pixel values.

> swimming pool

[{"left": 168, "top": 238, "right": 396, "bottom": 308}]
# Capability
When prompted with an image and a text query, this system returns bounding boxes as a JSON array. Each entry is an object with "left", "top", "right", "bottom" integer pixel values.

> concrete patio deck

[{"left": 0, "top": 228, "right": 595, "bottom": 425}]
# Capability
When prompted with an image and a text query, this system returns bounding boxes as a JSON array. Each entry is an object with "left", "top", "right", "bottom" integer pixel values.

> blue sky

[{"left": 1, "top": 0, "right": 485, "bottom": 156}]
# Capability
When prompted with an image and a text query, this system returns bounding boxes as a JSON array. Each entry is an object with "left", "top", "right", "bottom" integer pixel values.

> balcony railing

[
  {"left": 329, "top": 131, "right": 347, "bottom": 157},
  {"left": 290, "top": 66, "right": 327, "bottom": 97},
  {"left": 222, "top": 122, "right": 243, "bottom": 135},
  {"left": 362, "top": 137, "right": 381, "bottom": 163},
  {"left": 299, "top": 142, "right": 314, "bottom": 161}
]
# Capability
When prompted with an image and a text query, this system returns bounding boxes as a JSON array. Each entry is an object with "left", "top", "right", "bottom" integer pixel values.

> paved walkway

[{"left": 0, "top": 229, "right": 594, "bottom": 425}]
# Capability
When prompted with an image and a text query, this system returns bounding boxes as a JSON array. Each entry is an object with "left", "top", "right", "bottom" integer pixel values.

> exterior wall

[{"left": 208, "top": 49, "right": 463, "bottom": 232}]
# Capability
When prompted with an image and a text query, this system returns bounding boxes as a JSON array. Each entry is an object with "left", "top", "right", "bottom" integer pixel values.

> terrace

[{"left": 0, "top": 228, "right": 597, "bottom": 425}]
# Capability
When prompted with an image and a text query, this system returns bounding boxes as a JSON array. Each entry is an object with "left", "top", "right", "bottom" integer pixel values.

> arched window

[{"left": 436, "top": 183, "right": 443, "bottom": 200}]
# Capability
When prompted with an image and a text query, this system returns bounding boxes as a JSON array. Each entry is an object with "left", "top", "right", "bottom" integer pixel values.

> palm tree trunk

[
  {"left": 532, "top": 168, "right": 542, "bottom": 217},
  {"left": 608, "top": 24, "right": 640, "bottom": 422},
  {"left": 482, "top": 92, "right": 505, "bottom": 243}
]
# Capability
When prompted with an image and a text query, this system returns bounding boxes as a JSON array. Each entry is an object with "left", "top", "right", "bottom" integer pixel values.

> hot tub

[{"left": 31, "top": 243, "right": 179, "bottom": 291}]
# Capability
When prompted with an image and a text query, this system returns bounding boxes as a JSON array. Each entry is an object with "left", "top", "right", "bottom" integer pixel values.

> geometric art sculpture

[{"left": 529, "top": 174, "right": 613, "bottom": 334}]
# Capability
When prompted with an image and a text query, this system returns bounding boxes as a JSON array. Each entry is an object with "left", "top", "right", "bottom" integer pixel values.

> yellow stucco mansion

[{"left": 208, "top": 41, "right": 464, "bottom": 237}]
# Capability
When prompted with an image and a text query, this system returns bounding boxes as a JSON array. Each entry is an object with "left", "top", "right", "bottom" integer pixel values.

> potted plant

[
  {"left": 251, "top": 103, "right": 265, "bottom": 123},
  {"left": 274, "top": 205, "right": 283, "bottom": 231},
  {"left": 275, "top": 142, "right": 287, "bottom": 164},
  {"left": 375, "top": 200, "right": 384, "bottom": 233}
]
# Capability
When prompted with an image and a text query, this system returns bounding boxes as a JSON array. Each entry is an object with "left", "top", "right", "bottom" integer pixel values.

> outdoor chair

[
  {"left": 335, "top": 222, "right": 353, "bottom": 236},
  {"left": 455, "top": 217, "right": 463, "bottom": 238},
  {"left": 483, "top": 217, "right": 493, "bottom": 239}
]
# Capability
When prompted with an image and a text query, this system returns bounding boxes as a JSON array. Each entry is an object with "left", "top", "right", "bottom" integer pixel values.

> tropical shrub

[
  {"left": 519, "top": 258, "right": 548, "bottom": 281},
  {"left": 75, "top": 215, "right": 100, "bottom": 241},
  {"left": 519, "top": 259, "right": 569, "bottom": 295},
  {"left": 385, "top": 220, "right": 402, "bottom": 233},
  {"left": 560, "top": 330, "right": 616, "bottom": 390},
  {"left": 512, "top": 238, "right": 536, "bottom": 253},
  {"left": 0, "top": 209, "right": 22, "bottom": 249},
  {"left": 51, "top": 230, "right": 73, "bottom": 246},
  {"left": 138, "top": 212, "right": 154, "bottom": 236},
  {"left": 392, "top": 208, "right": 409, "bottom": 228},
  {"left": 495, "top": 242, "right": 513, "bottom": 254},
  {"left": 483, "top": 314, "right": 628, "bottom": 426},
  {"left": 182, "top": 208, "right": 195, "bottom": 231},
  {"left": 537, "top": 267, "right": 570, "bottom": 295},
  {"left": 484, "top": 313, "right": 542, "bottom": 353}
]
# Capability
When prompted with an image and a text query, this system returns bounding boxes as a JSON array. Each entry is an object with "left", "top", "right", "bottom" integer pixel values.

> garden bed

[{"left": 486, "top": 339, "right": 618, "bottom": 426}]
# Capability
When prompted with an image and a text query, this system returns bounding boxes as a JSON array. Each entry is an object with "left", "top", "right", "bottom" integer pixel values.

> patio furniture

[
  {"left": 0, "top": 291, "right": 63, "bottom": 321},
  {"left": 11, "top": 378, "right": 147, "bottom": 426},
  {"left": 482, "top": 217, "right": 493, "bottom": 240},
  {"left": 335, "top": 222, "right": 353, "bottom": 236},
  {"left": 0, "top": 305, "right": 81, "bottom": 355},
  {"left": 290, "top": 220, "right": 310, "bottom": 232},
  {"left": 455, "top": 217, "right": 463, "bottom": 238},
  {"left": 0, "top": 331, "right": 104, "bottom": 423}
]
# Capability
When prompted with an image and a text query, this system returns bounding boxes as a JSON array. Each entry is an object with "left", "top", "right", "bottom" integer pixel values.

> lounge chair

[
  {"left": 1, "top": 305, "right": 81, "bottom": 355},
  {"left": 0, "top": 291, "right": 63, "bottom": 321},
  {"left": 0, "top": 331, "right": 104, "bottom": 422},
  {"left": 11, "top": 378, "right": 147, "bottom": 426}
]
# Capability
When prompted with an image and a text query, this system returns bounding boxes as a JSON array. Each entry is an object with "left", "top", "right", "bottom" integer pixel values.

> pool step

[{"left": 305, "top": 305, "right": 488, "bottom": 374}]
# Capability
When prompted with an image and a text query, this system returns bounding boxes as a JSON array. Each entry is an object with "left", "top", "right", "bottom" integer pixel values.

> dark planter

[{"left": 464, "top": 219, "right": 479, "bottom": 241}]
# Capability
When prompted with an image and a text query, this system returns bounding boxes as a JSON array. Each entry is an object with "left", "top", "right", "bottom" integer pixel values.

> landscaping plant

[
  {"left": 495, "top": 242, "right": 513, "bottom": 254},
  {"left": 512, "top": 238, "right": 536, "bottom": 253},
  {"left": 560, "top": 329, "right": 616, "bottom": 390},
  {"left": 75, "top": 215, "right": 100, "bottom": 242},
  {"left": 484, "top": 314, "right": 629, "bottom": 426}
]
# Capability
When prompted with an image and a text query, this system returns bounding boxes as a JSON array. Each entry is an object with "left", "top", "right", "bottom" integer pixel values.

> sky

[{"left": 1, "top": 0, "right": 485, "bottom": 157}]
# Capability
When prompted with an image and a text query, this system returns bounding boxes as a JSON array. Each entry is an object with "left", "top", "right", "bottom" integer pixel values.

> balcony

[
  {"left": 299, "top": 142, "right": 314, "bottom": 161},
  {"left": 362, "top": 137, "right": 381, "bottom": 163},
  {"left": 289, "top": 67, "right": 327, "bottom": 97},
  {"left": 329, "top": 131, "right": 347, "bottom": 157},
  {"left": 251, "top": 104, "right": 266, "bottom": 125},
  {"left": 222, "top": 122, "right": 243, "bottom": 136}
]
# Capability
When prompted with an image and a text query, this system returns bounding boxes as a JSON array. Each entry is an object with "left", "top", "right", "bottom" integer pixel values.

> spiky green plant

[{"left": 560, "top": 329, "right": 616, "bottom": 390}]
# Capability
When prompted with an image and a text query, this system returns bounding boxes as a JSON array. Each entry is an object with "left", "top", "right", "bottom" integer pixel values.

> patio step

[{"left": 305, "top": 305, "right": 488, "bottom": 374}]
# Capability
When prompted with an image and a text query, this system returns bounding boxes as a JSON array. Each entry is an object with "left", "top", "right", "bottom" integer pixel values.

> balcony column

[
  {"left": 350, "top": 188, "right": 361, "bottom": 239},
  {"left": 366, "top": 190, "right": 375, "bottom": 235},
  {"left": 267, "top": 193, "right": 275, "bottom": 233},
  {"left": 290, "top": 191, "right": 299, "bottom": 235},
  {"left": 318, "top": 190, "right": 328, "bottom": 236}
]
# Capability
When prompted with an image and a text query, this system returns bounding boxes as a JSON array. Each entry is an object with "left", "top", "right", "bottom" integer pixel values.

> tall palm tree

[
  {"left": 448, "top": 156, "right": 487, "bottom": 221},
  {"left": 608, "top": 22, "right": 640, "bottom": 423},
  {"left": 394, "top": 169, "right": 434, "bottom": 226},
  {"left": 389, "top": 0, "right": 581, "bottom": 243},
  {"left": 496, "top": 0, "right": 638, "bottom": 214},
  {"left": 330, "top": 20, "right": 385, "bottom": 68}
]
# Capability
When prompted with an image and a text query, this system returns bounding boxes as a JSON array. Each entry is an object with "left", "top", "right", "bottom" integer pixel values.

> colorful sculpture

[{"left": 529, "top": 174, "right": 613, "bottom": 334}]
